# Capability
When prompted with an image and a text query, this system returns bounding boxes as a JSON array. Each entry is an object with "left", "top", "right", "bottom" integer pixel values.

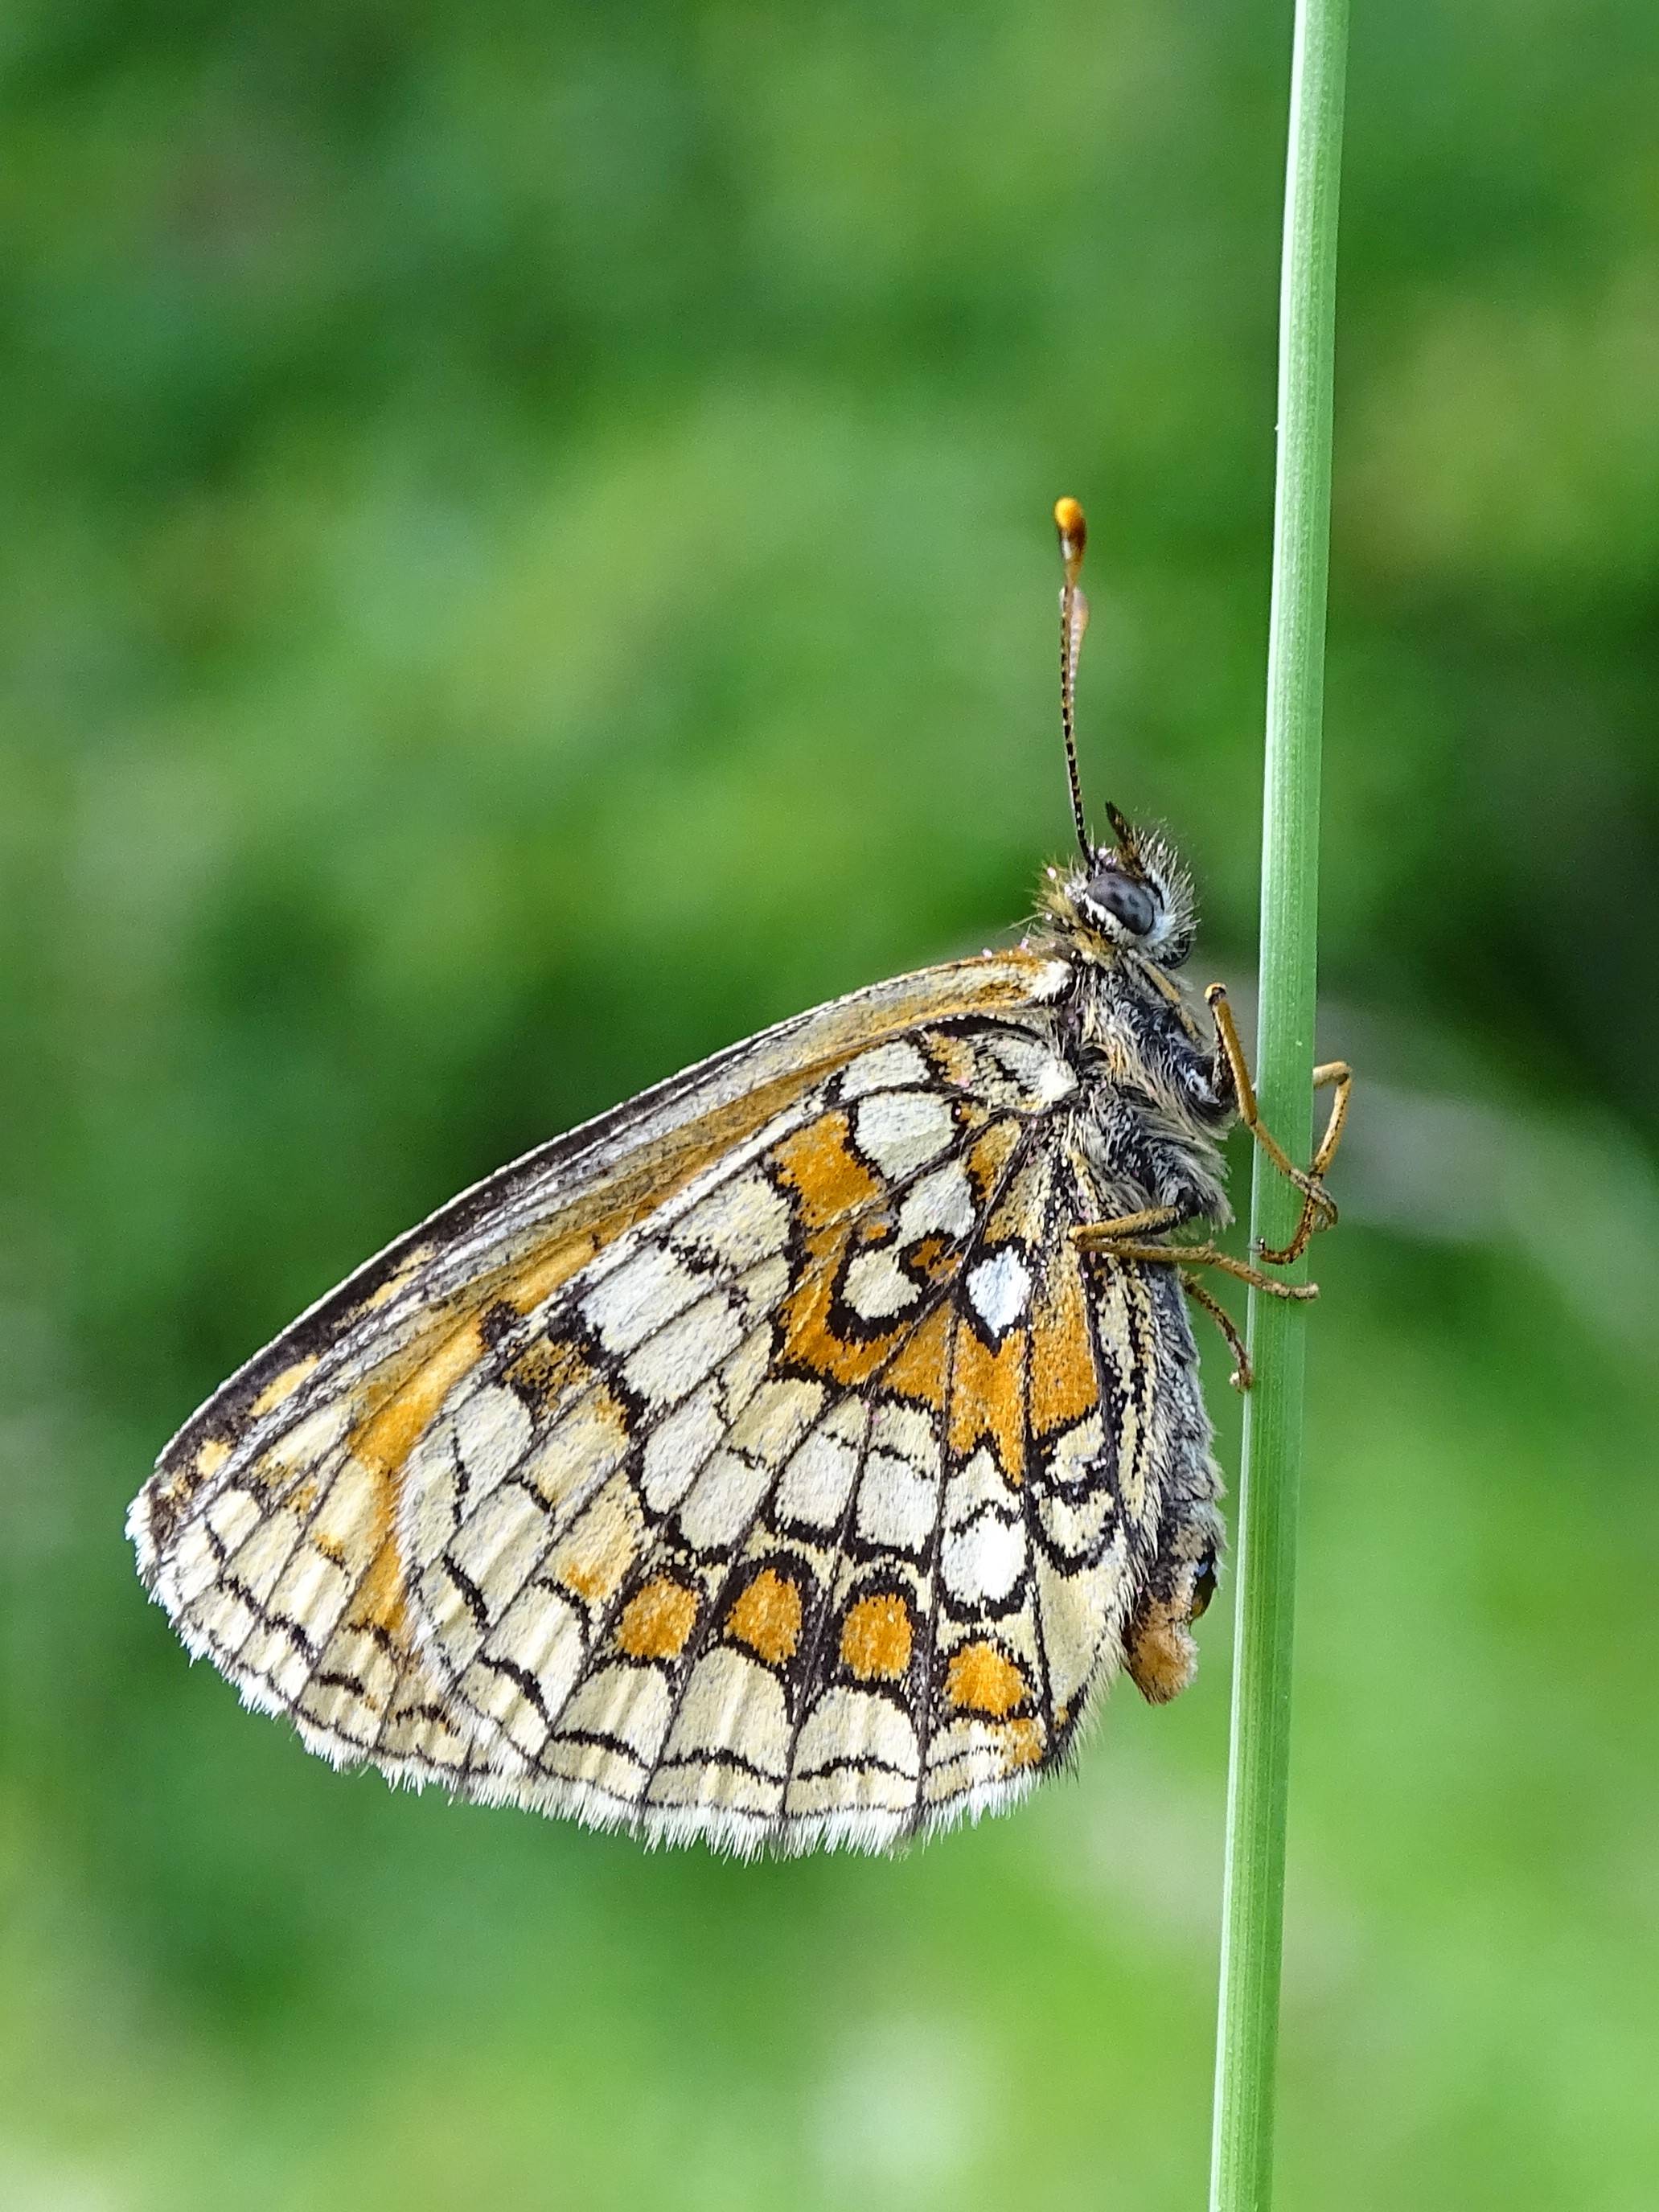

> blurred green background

[{"left": 5, "top": 2, "right": 1658, "bottom": 2207}]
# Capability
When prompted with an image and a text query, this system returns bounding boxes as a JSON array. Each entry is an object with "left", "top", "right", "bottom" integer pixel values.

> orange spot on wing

[
  {"left": 881, "top": 1303, "right": 954, "bottom": 1413},
  {"left": 999, "top": 1717, "right": 1046, "bottom": 1770},
  {"left": 964, "top": 1119, "right": 1021, "bottom": 1201},
  {"left": 840, "top": 1594, "right": 913, "bottom": 1681},
  {"left": 351, "top": 1536, "right": 409, "bottom": 1639},
  {"left": 250, "top": 1356, "right": 318, "bottom": 1418},
  {"left": 774, "top": 1110, "right": 884, "bottom": 1232},
  {"left": 351, "top": 1319, "right": 487, "bottom": 1480},
  {"left": 1029, "top": 1246, "right": 1098, "bottom": 1438},
  {"left": 774, "top": 1112, "right": 905, "bottom": 1386},
  {"left": 552, "top": 1475, "right": 640, "bottom": 1603},
  {"left": 946, "top": 1640, "right": 1029, "bottom": 1717},
  {"left": 905, "top": 1234, "right": 956, "bottom": 1284},
  {"left": 501, "top": 1230, "right": 604, "bottom": 1315},
  {"left": 949, "top": 1318, "right": 1028, "bottom": 1484},
  {"left": 617, "top": 1577, "right": 700, "bottom": 1660},
  {"left": 727, "top": 1569, "right": 803, "bottom": 1664},
  {"left": 343, "top": 1315, "right": 493, "bottom": 1639},
  {"left": 779, "top": 1269, "right": 894, "bottom": 1388}
]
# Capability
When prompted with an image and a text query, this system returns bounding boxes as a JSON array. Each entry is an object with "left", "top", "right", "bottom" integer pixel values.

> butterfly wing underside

[{"left": 133, "top": 948, "right": 1222, "bottom": 1853}]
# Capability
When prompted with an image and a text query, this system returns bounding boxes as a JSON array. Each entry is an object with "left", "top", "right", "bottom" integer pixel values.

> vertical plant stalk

[{"left": 1209, "top": 2, "right": 1349, "bottom": 2209}]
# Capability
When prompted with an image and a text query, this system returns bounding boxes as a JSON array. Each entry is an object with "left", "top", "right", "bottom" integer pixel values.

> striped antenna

[{"left": 1053, "top": 497, "right": 1093, "bottom": 861}]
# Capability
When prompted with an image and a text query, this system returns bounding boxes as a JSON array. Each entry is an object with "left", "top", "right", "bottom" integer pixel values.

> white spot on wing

[
  {"left": 725, "top": 1377, "right": 824, "bottom": 1463},
  {"left": 872, "top": 1399, "right": 935, "bottom": 1467},
  {"left": 491, "top": 1395, "right": 628, "bottom": 1536},
  {"left": 639, "top": 1386, "right": 726, "bottom": 1514},
  {"left": 556, "top": 1664, "right": 674, "bottom": 1761},
  {"left": 983, "top": 1031, "right": 1078, "bottom": 1107},
  {"left": 265, "top": 1543, "right": 354, "bottom": 1647},
  {"left": 622, "top": 1293, "right": 744, "bottom": 1405},
  {"left": 840, "top": 1042, "right": 933, "bottom": 1098},
  {"left": 896, "top": 1162, "right": 976, "bottom": 1244},
  {"left": 853, "top": 1090, "right": 955, "bottom": 1179},
  {"left": 944, "top": 1445, "right": 1018, "bottom": 1527},
  {"left": 225, "top": 1508, "right": 306, "bottom": 1604},
  {"left": 855, "top": 1451, "right": 937, "bottom": 1553},
  {"left": 793, "top": 1689, "right": 920, "bottom": 1781},
  {"left": 966, "top": 1249, "right": 1032, "bottom": 1336},
  {"left": 941, "top": 1515, "right": 1025, "bottom": 1605},
  {"left": 447, "top": 1484, "right": 548, "bottom": 1618},
  {"left": 675, "top": 1448, "right": 772, "bottom": 1551},
  {"left": 583, "top": 1247, "right": 707, "bottom": 1355},
  {"left": 313, "top": 1457, "right": 383, "bottom": 1570},
  {"left": 666, "top": 1647, "right": 791, "bottom": 1774},
  {"left": 672, "top": 1172, "right": 791, "bottom": 1270},
  {"left": 1036, "top": 1549, "right": 1120, "bottom": 1709},
  {"left": 777, "top": 1415, "right": 860, "bottom": 1529},
  {"left": 842, "top": 1246, "right": 923, "bottom": 1321},
  {"left": 452, "top": 1385, "right": 534, "bottom": 1495},
  {"left": 488, "top": 1581, "right": 586, "bottom": 1711},
  {"left": 206, "top": 1488, "right": 261, "bottom": 1551}
]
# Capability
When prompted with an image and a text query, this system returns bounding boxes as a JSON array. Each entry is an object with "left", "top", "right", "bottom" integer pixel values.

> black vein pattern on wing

[
  {"left": 150, "top": 989, "right": 1064, "bottom": 1493},
  {"left": 421, "top": 1089, "right": 1025, "bottom": 1593},
  {"left": 498, "top": 1113, "right": 1050, "bottom": 1808},
  {"left": 155, "top": 1016, "right": 1074, "bottom": 1793},
  {"left": 503, "top": 1112, "right": 1051, "bottom": 1817},
  {"left": 642, "top": 1111, "right": 1050, "bottom": 1775},
  {"left": 149, "top": 1012, "right": 1057, "bottom": 1588},
  {"left": 170, "top": 1071, "right": 900, "bottom": 1713},
  {"left": 1070, "top": 1148, "right": 1162, "bottom": 1606},
  {"left": 166, "top": 1080, "right": 991, "bottom": 1777},
  {"left": 908, "top": 1240, "right": 968, "bottom": 1812}
]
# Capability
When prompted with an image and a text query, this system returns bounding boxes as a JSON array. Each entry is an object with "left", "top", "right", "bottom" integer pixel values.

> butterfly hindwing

[{"left": 388, "top": 1015, "right": 1209, "bottom": 1849}]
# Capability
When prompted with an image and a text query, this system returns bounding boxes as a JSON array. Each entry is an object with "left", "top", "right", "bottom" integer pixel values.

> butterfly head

[{"left": 1041, "top": 816, "right": 1197, "bottom": 970}]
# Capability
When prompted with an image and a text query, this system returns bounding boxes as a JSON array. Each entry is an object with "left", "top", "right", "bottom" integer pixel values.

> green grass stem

[{"left": 1208, "top": 2, "right": 1349, "bottom": 2207}]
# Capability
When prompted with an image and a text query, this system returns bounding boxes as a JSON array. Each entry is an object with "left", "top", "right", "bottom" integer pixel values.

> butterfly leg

[
  {"left": 1072, "top": 1215, "right": 1319, "bottom": 1302},
  {"left": 1073, "top": 1214, "right": 1316, "bottom": 1390},
  {"left": 1181, "top": 1274, "right": 1253, "bottom": 1392},
  {"left": 1205, "top": 985, "right": 1352, "bottom": 1266},
  {"left": 1257, "top": 1058, "right": 1353, "bottom": 1265}
]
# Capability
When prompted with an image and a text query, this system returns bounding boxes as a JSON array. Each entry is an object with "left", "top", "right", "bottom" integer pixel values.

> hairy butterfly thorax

[{"left": 127, "top": 497, "right": 1351, "bottom": 1856}]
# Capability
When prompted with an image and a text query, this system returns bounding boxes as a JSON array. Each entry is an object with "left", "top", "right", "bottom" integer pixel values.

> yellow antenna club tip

[{"left": 1053, "top": 497, "right": 1086, "bottom": 585}]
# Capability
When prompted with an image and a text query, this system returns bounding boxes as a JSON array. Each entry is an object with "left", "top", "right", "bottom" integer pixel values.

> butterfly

[{"left": 129, "top": 498, "right": 1350, "bottom": 1856}]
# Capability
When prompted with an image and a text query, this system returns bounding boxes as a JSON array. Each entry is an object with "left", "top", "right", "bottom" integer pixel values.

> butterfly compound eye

[
  {"left": 1084, "top": 868, "right": 1156, "bottom": 938},
  {"left": 1189, "top": 1556, "right": 1218, "bottom": 1620}
]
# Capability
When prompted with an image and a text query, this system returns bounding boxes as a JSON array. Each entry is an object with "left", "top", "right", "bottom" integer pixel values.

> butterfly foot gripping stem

[
  {"left": 1072, "top": 1214, "right": 1318, "bottom": 1391},
  {"left": 1074, "top": 1213, "right": 1319, "bottom": 1299},
  {"left": 1181, "top": 1274, "right": 1253, "bottom": 1393},
  {"left": 1204, "top": 984, "right": 1352, "bottom": 1268}
]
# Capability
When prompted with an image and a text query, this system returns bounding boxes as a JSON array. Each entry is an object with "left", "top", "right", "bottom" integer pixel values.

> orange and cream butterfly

[{"left": 129, "top": 499, "right": 1350, "bottom": 1855}]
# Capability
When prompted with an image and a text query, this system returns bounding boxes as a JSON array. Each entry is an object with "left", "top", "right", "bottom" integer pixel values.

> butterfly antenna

[
  {"left": 1055, "top": 498, "right": 1148, "bottom": 879},
  {"left": 1053, "top": 497, "right": 1093, "bottom": 863}
]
